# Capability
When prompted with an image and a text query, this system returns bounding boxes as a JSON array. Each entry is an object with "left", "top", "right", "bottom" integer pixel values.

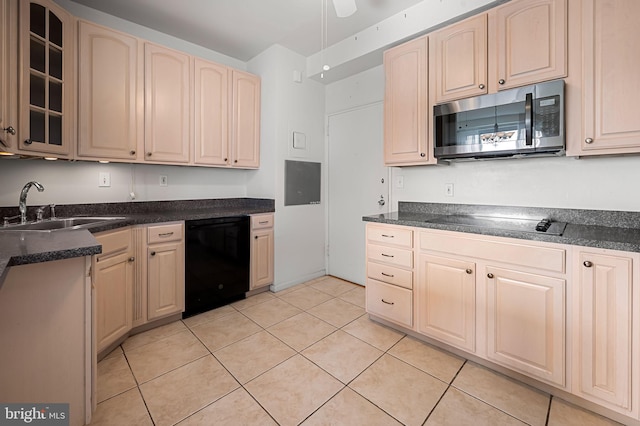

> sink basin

[
  {"left": 0, "top": 217, "right": 127, "bottom": 232},
  {"left": 425, "top": 214, "right": 567, "bottom": 236}
]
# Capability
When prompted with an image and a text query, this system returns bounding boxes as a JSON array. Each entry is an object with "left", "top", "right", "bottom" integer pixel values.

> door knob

[
  {"left": 487, "top": 273, "right": 494, "bottom": 279},
  {"left": 150, "top": 251, "right": 156, "bottom": 256},
  {"left": 583, "top": 261, "right": 593, "bottom": 268},
  {"left": 2, "top": 126, "right": 16, "bottom": 135},
  {"left": 498, "top": 79, "right": 506, "bottom": 85},
  {"left": 478, "top": 84, "right": 485, "bottom": 89},
  {"left": 466, "top": 269, "right": 473, "bottom": 274},
  {"left": 585, "top": 138, "right": 594, "bottom": 144},
  {"left": 378, "top": 195, "right": 385, "bottom": 206}
]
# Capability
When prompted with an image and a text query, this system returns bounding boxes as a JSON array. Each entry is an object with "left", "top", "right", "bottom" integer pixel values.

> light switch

[{"left": 99, "top": 172, "right": 111, "bottom": 187}]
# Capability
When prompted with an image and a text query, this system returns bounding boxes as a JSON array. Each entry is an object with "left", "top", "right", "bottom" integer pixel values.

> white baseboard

[{"left": 270, "top": 269, "right": 327, "bottom": 293}]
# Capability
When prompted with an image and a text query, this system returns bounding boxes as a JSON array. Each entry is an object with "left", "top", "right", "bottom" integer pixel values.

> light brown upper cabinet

[
  {"left": 18, "top": 0, "right": 75, "bottom": 158},
  {"left": 567, "top": 0, "right": 640, "bottom": 155},
  {"left": 430, "top": 14, "right": 487, "bottom": 104},
  {"left": 144, "top": 42, "right": 191, "bottom": 164},
  {"left": 77, "top": 21, "right": 142, "bottom": 160},
  {"left": 490, "top": 0, "right": 567, "bottom": 91},
  {"left": 383, "top": 36, "right": 430, "bottom": 166},
  {"left": 194, "top": 58, "right": 228, "bottom": 166},
  {"left": 231, "top": 70, "right": 261, "bottom": 168}
]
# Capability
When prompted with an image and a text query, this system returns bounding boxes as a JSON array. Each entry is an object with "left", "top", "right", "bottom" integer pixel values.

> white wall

[
  {"left": 326, "top": 66, "right": 640, "bottom": 215},
  {"left": 0, "top": 160, "right": 247, "bottom": 206},
  {"left": 247, "top": 45, "right": 327, "bottom": 290}
]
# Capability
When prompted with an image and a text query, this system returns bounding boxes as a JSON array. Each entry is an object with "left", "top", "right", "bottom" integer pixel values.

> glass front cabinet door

[{"left": 19, "top": 0, "right": 74, "bottom": 157}]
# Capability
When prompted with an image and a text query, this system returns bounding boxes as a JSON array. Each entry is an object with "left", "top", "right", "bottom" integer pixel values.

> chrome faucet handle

[
  {"left": 49, "top": 204, "right": 56, "bottom": 219},
  {"left": 3, "top": 214, "right": 21, "bottom": 227},
  {"left": 36, "top": 206, "right": 47, "bottom": 222}
]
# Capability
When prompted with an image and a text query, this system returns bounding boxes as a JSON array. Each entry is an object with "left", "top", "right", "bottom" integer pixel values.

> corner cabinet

[
  {"left": 93, "top": 227, "right": 134, "bottom": 353},
  {"left": 383, "top": 36, "right": 430, "bottom": 166},
  {"left": 573, "top": 249, "right": 639, "bottom": 418},
  {"left": 250, "top": 214, "right": 274, "bottom": 290},
  {"left": 77, "top": 21, "right": 141, "bottom": 160},
  {"left": 144, "top": 43, "right": 191, "bottom": 163},
  {"left": 18, "top": 0, "right": 75, "bottom": 158}
]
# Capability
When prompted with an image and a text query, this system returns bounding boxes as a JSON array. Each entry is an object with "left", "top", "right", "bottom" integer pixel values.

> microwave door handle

[{"left": 525, "top": 92, "right": 533, "bottom": 146}]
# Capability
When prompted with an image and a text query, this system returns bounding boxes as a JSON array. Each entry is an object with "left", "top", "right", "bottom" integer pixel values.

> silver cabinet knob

[
  {"left": 466, "top": 269, "right": 473, "bottom": 274},
  {"left": 130, "top": 150, "right": 136, "bottom": 155},
  {"left": 128, "top": 257, "right": 135, "bottom": 262},
  {"left": 24, "top": 139, "right": 33, "bottom": 145},
  {"left": 2, "top": 126, "right": 16, "bottom": 135},
  {"left": 498, "top": 79, "right": 505, "bottom": 85},
  {"left": 478, "top": 84, "right": 485, "bottom": 89},
  {"left": 583, "top": 261, "right": 593, "bottom": 268},
  {"left": 420, "top": 153, "right": 426, "bottom": 157},
  {"left": 585, "top": 138, "right": 594, "bottom": 144},
  {"left": 150, "top": 251, "right": 156, "bottom": 256},
  {"left": 487, "top": 273, "right": 494, "bottom": 279},
  {"left": 146, "top": 152, "right": 152, "bottom": 157}
]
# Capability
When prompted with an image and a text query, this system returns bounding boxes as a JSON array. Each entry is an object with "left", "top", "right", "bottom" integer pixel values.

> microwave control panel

[{"left": 534, "top": 95, "right": 561, "bottom": 137}]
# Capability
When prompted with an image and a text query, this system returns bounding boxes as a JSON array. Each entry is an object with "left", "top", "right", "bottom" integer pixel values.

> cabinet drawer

[
  {"left": 251, "top": 213, "right": 274, "bottom": 230},
  {"left": 420, "top": 231, "right": 565, "bottom": 273},
  {"left": 95, "top": 227, "right": 131, "bottom": 260},
  {"left": 147, "top": 222, "right": 184, "bottom": 244},
  {"left": 367, "top": 225, "right": 413, "bottom": 248},
  {"left": 368, "top": 244, "right": 413, "bottom": 268},
  {"left": 367, "top": 262, "right": 413, "bottom": 289},
  {"left": 366, "top": 279, "right": 412, "bottom": 328}
]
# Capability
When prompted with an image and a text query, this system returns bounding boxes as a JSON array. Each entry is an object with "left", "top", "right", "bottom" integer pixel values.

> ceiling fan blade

[{"left": 332, "top": 0, "right": 357, "bottom": 17}]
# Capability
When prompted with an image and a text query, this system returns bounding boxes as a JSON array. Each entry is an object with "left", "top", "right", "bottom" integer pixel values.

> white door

[{"left": 328, "top": 102, "right": 389, "bottom": 285}]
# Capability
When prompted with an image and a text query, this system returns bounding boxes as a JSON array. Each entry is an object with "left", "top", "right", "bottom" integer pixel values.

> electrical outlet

[
  {"left": 445, "top": 183, "right": 454, "bottom": 197},
  {"left": 159, "top": 175, "right": 168, "bottom": 187},
  {"left": 99, "top": 172, "right": 111, "bottom": 187}
]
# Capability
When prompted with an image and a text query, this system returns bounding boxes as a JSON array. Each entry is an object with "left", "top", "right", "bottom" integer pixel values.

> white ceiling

[{"left": 68, "top": 0, "right": 425, "bottom": 61}]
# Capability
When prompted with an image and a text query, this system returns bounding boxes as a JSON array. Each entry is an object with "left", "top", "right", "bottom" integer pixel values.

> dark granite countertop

[
  {"left": 363, "top": 202, "right": 640, "bottom": 254},
  {"left": 0, "top": 198, "right": 275, "bottom": 282}
]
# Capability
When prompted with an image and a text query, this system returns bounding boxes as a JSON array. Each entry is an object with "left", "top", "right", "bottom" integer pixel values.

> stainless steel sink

[
  {"left": 425, "top": 214, "right": 567, "bottom": 236},
  {"left": 0, "top": 217, "right": 127, "bottom": 232}
]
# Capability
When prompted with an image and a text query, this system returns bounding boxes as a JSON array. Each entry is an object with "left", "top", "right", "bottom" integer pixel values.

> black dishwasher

[{"left": 184, "top": 216, "right": 250, "bottom": 318}]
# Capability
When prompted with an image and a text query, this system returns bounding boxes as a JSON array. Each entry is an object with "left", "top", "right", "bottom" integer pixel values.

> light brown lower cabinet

[
  {"left": 250, "top": 214, "right": 274, "bottom": 290},
  {"left": 366, "top": 223, "right": 640, "bottom": 424},
  {"left": 95, "top": 223, "right": 185, "bottom": 355},
  {"left": 93, "top": 227, "right": 134, "bottom": 353}
]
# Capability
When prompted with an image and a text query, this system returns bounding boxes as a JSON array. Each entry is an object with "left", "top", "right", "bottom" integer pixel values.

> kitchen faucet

[{"left": 18, "top": 181, "right": 45, "bottom": 224}]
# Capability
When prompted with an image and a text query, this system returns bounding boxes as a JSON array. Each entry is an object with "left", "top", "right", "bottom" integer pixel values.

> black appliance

[
  {"left": 184, "top": 216, "right": 250, "bottom": 318},
  {"left": 434, "top": 79, "right": 565, "bottom": 159}
]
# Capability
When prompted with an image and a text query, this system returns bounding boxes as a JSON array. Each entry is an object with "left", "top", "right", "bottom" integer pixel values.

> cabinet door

[
  {"left": 144, "top": 43, "right": 190, "bottom": 163},
  {"left": 231, "top": 70, "right": 260, "bottom": 168},
  {"left": 486, "top": 266, "right": 565, "bottom": 386},
  {"left": 383, "top": 36, "right": 429, "bottom": 165},
  {"left": 95, "top": 252, "right": 133, "bottom": 352},
  {"left": 575, "top": 252, "right": 633, "bottom": 411},
  {"left": 78, "top": 21, "right": 140, "bottom": 160},
  {"left": 251, "top": 228, "right": 274, "bottom": 289},
  {"left": 430, "top": 14, "right": 487, "bottom": 103},
  {"left": 147, "top": 242, "right": 185, "bottom": 321},
  {"left": 417, "top": 254, "right": 476, "bottom": 352},
  {"left": 580, "top": 0, "right": 640, "bottom": 152},
  {"left": 194, "top": 58, "right": 229, "bottom": 166},
  {"left": 494, "top": 0, "right": 567, "bottom": 90},
  {"left": 18, "top": 0, "right": 74, "bottom": 157},
  {"left": 0, "top": 0, "right": 17, "bottom": 154}
]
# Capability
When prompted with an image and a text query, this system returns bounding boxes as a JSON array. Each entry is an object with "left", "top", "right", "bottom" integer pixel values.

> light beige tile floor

[{"left": 92, "top": 275, "right": 623, "bottom": 426}]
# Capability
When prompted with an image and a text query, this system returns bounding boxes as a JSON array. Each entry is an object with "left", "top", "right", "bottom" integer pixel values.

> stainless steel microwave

[{"left": 434, "top": 79, "right": 565, "bottom": 160}]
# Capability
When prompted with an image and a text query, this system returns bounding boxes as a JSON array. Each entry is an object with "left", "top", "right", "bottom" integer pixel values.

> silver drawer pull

[
  {"left": 158, "top": 232, "right": 174, "bottom": 237},
  {"left": 381, "top": 272, "right": 394, "bottom": 278},
  {"left": 381, "top": 253, "right": 394, "bottom": 258},
  {"left": 259, "top": 221, "right": 269, "bottom": 224},
  {"left": 381, "top": 299, "right": 394, "bottom": 305},
  {"left": 381, "top": 234, "right": 394, "bottom": 238}
]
